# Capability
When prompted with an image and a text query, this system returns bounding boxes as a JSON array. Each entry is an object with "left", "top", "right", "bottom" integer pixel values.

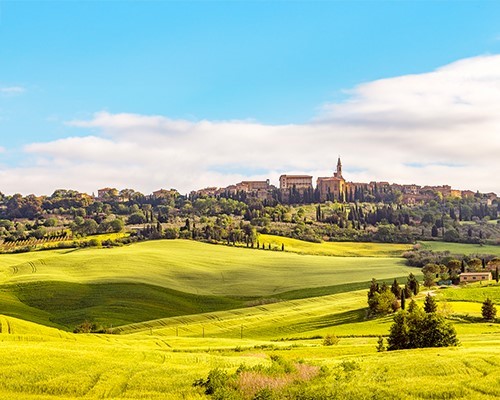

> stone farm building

[{"left": 459, "top": 272, "right": 492, "bottom": 283}]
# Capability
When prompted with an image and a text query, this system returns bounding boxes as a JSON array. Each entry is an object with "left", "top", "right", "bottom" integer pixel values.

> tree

[
  {"left": 108, "top": 218, "right": 124, "bottom": 233},
  {"left": 407, "top": 273, "right": 419, "bottom": 296},
  {"left": 387, "top": 303, "right": 458, "bottom": 350},
  {"left": 400, "top": 289, "right": 406, "bottom": 310},
  {"left": 424, "top": 293, "right": 437, "bottom": 313},
  {"left": 376, "top": 336, "right": 386, "bottom": 352},
  {"left": 391, "top": 279, "right": 401, "bottom": 299},
  {"left": 387, "top": 311, "right": 410, "bottom": 350},
  {"left": 128, "top": 212, "right": 146, "bottom": 225},
  {"left": 481, "top": 298, "right": 497, "bottom": 321},
  {"left": 377, "top": 290, "right": 398, "bottom": 315},
  {"left": 423, "top": 273, "right": 436, "bottom": 288},
  {"left": 431, "top": 225, "right": 439, "bottom": 237}
]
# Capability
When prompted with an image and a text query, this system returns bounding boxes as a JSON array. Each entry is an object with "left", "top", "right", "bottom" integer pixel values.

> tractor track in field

[{"left": 29, "top": 261, "right": 37, "bottom": 273}]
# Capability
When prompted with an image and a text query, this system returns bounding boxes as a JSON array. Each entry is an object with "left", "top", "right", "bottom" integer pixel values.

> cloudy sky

[{"left": 1, "top": 1, "right": 500, "bottom": 195}]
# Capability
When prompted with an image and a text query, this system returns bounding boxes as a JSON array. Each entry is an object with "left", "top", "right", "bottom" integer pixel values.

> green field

[
  {"left": 419, "top": 241, "right": 500, "bottom": 256},
  {"left": 0, "top": 238, "right": 499, "bottom": 399},
  {"left": 0, "top": 239, "right": 416, "bottom": 329},
  {"left": 259, "top": 234, "right": 412, "bottom": 257}
]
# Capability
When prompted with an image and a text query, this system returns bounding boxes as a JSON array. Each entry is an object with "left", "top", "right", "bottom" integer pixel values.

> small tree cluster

[
  {"left": 367, "top": 278, "right": 399, "bottom": 316},
  {"left": 387, "top": 300, "right": 458, "bottom": 350}
]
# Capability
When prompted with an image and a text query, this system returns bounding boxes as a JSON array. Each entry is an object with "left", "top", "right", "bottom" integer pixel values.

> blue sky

[{"left": 1, "top": 1, "right": 500, "bottom": 194}]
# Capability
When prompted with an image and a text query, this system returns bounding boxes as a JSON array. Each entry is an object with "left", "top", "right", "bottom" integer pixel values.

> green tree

[
  {"left": 423, "top": 273, "right": 436, "bottom": 288},
  {"left": 128, "top": 212, "right": 146, "bottom": 225},
  {"left": 376, "top": 290, "right": 398, "bottom": 315},
  {"left": 391, "top": 278, "right": 401, "bottom": 299},
  {"left": 431, "top": 225, "right": 439, "bottom": 237},
  {"left": 481, "top": 298, "right": 497, "bottom": 321},
  {"left": 387, "top": 311, "right": 410, "bottom": 350},
  {"left": 423, "top": 293, "right": 437, "bottom": 313},
  {"left": 387, "top": 304, "right": 458, "bottom": 350},
  {"left": 407, "top": 273, "right": 419, "bottom": 296}
]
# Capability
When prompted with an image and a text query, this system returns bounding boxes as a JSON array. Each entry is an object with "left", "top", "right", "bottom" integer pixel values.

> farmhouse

[{"left": 459, "top": 272, "right": 492, "bottom": 283}]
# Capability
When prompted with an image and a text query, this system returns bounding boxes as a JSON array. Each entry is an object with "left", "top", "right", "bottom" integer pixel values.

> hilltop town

[{"left": 189, "top": 158, "right": 498, "bottom": 206}]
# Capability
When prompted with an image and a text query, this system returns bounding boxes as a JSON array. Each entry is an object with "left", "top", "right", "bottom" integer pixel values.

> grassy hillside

[
  {"left": 419, "top": 241, "right": 500, "bottom": 256},
  {"left": 1, "top": 292, "right": 499, "bottom": 400},
  {"left": 2, "top": 237, "right": 498, "bottom": 399},
  {"left": 0, "top": 240, "right": 412, "bottom": 297},
  {"left": 259, "top": 234, "right": 411, "bottom": 257},
  {"left": 0, "top": 239, "right": 417, "bottom": 329}
]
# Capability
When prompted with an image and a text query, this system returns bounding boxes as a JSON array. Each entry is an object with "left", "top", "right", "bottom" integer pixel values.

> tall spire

[{"left": 336, "top": 156, "right": 343, "bottom": 178}]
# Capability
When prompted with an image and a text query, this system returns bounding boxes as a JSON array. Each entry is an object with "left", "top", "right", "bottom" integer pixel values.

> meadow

[
  {"left": 0, "top": 238, "right": 499, "bottom": 399},
  {"left": 419, "top": 240, "right": 500, "bottom": 256},
  {"left": 0, "top": 239, "right": 415, "bottom": 329}
]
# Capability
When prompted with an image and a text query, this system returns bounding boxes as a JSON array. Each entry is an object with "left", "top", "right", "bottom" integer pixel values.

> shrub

[
  {"left": 323, "top": 334, "right": 339, "bottom": 346},
  {"left": 376, "top": 336, "right": 385, "bottom": 352}
]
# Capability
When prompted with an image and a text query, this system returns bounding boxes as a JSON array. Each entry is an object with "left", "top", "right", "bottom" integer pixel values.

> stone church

[{"left": 316, "top": 158, "right": 346, "bottom": 201}]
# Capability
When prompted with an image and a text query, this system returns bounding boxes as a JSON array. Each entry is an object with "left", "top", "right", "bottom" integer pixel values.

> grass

[
  {"left": 259, "top": 234, "right": 412, "bottom": 257},
  {"left": 419, "top": 241, "right": 500, "bottom": 256},
  {"left": 436, "top": 284, "right": 500, "bottom": 304},
  {"left": 0, "top": 240, "right": 413, "bottom": 297},
  {"left": 0, "top": 314, "right": 499, "bottom": 400},
  {"left": 0, "top": 239, "right": 417, "bottom": 329},
  {"left": 3, "top": 282, "right": 244, "bottom": 329},
  {"left": 0, "top": 237, "right": 498, "bottom": 399}
]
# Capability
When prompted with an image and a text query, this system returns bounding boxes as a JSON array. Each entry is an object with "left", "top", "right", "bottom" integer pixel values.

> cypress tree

[
  {"left": 424, "top": 293, "right": 438, "bottom": 313},
  {"left": 482, "top": 298, "right": 497, "bottom": 321},
  {"left": 401, "top": 289, "right": 406, "bottom": 310},
  {"left": 391, "top": 279, "right": 401, "bottom": 299}
]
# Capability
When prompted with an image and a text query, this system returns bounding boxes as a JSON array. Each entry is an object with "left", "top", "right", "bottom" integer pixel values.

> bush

[
  {"left": 376, "top": 336, "right": 385, "bottom": 352},
  {"left": 323, "top": 334, "right": 339, "bottom": 346}
]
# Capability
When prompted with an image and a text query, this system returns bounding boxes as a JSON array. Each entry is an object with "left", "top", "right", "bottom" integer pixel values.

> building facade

[
  {"left": 316, "top": 158, "right": 346, "bottom": 202},
  {"left": 459, "top": 272, "right": 492, "bottom": 283},
  {"left": 279, "top": 175, "right": 313, "bottom": 190}
]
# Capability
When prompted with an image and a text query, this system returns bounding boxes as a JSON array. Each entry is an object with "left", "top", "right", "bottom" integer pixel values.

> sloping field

[
  {"left": 419, "top": 241, "right": 500, "bottom": 256},
  {"left": 0, "top": 240, "right": 413, "bottom": 297},
  {"left": 260, "top": 234, "right": 412, "bottom": 257},
  {"left": 1, "top": 314, "right": 500, "bottom": 400}
]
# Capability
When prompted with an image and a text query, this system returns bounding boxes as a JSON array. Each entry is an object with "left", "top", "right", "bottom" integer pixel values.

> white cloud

[
  {"left": 1, "top": 55, "right": 500, "bottom": 195},
  {"left": 0, "top": 86, "right": 26, "bottom": 95}
]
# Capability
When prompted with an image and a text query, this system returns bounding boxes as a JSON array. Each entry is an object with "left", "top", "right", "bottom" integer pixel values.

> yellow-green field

[
  {"left": 419, "top": 241, "right": 500, "bottom": 256},
  {"left": 0, "top": 238, "right": 499, "bottom": 399},
  {"left": 259, "top": 234, "right": 412, "bottom": 257},
  {"left": 0, "top": 239, "right": 417, "bottom": 329}
]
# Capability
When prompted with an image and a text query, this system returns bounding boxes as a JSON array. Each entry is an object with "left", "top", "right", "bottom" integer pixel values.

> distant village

[
  {"left": 186, "top": 158, "right": 498, "bottom": 206},
  {"left": 94, "top": 157, "right": 498, "bottom": 206}
]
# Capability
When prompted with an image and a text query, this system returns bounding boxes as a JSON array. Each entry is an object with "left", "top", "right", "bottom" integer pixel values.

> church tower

[{"left": 335, "top": 157, "right": 343, "bottom": 179}]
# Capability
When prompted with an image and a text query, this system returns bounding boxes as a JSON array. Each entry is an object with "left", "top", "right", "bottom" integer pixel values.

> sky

[{"left": 1, "top": 0, "right": 500, "bottom": 196}]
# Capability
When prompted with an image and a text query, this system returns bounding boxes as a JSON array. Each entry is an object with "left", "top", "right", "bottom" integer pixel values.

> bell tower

[{"left": 335, "top": 156, "right": 343, "bottom": 179}]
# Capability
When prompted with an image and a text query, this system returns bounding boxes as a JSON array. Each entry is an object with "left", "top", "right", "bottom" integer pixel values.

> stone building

[
  {"left": 279, "top": 175, "right": 313, "bottom": 190},
  {"left": 316, "top": 158, "right": 346, "bottom": 202},
  {"left": 459, "top": 272, "right": 492, "bottom": 283}
]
